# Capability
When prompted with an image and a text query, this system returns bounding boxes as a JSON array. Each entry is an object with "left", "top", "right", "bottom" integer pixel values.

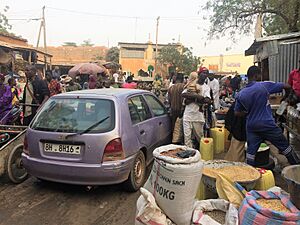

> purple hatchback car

[{"left": 22, "top": 89, "right": 171, "bottom": 191}]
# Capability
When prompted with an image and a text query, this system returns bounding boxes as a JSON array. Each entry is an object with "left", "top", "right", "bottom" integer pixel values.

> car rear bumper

[{"left": 22, "top": 153, "right": 136, "bottom": 185}]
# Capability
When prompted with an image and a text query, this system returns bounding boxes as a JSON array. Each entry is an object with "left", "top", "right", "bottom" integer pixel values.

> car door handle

[
  {"left": 159, "top": 122, "right": 163, "bottom": 126},
  {"left": 140, "top": 130, "right": 145, "bottom": 135}
]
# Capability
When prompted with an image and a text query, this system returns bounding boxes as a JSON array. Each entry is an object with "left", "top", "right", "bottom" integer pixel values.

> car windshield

[{"left": 31, "top": 98, "right": 115, "bottom": 133}]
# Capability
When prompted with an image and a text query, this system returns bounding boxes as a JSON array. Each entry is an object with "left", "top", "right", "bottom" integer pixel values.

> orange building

[{"left": 119, "top": 42, "right": 181, "bottom": 77}]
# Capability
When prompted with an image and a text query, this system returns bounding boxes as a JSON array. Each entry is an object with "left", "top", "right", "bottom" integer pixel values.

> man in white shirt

[
  {"left": 207, "top": 75, "right": 220, "bottom": 110},
  {"left": 113, "top": 72, "right": 119, "bottom": 83}
]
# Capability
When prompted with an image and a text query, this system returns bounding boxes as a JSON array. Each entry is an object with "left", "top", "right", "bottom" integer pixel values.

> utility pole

[
  {"left": 36, "top": 6, "right": 48, "bottom": 70},
  {"left": 154, "top": 16, "right": 160, "bottom": 77},
  {"left": 42, "top": 6, "right": 48, "bottom": 70}
]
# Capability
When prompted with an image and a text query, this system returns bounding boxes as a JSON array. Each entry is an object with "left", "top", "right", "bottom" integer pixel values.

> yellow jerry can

[
  {"left": 200, "top": 138, "right": 214, "bottom": 161},
  {"left": 254, "top": 168, "right": 275, "bottom": 190},
  {"left": 210, "top": 127, "right": 225, "bottom": 154}
]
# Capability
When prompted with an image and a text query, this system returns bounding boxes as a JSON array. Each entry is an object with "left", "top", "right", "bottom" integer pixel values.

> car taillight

[
  {"left": 23, "top": 135, "right": 29, "bottom": 155},
  {"left": 102, "top": 138, "right": 125, "bottom": 162}
]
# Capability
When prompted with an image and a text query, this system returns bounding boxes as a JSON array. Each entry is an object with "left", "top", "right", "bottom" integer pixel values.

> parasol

[
  {"left": 68, "top": 63, "right": 106, "bottom": 77},
  {"left": 102, "top": 62, "right": 121, "bottom": 70}
]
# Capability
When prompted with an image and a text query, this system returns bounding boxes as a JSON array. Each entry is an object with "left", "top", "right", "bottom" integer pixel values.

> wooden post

[
  {"left": 28, "top": 50, "right": 32, "bottom": 65},
  {"left": 42, "top": 6, "right": 48, "bottom": 70}
]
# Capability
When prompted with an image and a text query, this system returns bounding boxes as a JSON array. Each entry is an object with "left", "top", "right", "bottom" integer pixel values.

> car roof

[{"left": 55, "top": 88, "right": 151, "bottom": 99}]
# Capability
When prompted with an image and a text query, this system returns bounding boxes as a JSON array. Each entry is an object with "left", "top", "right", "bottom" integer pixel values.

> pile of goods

[
  {"left": 136, "top": 149, "right": 300, "bottom": 225},
  {"left": 202, "top": 160, "right": 261, "bottom": 192}
]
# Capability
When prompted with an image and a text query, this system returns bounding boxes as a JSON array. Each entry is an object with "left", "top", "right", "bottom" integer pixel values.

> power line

[
  {"left": 46, "top": 6, "right": 202, "bottom": 21},
  {"left": 7, "top": 18, "right": 41, "bottom": 21}
]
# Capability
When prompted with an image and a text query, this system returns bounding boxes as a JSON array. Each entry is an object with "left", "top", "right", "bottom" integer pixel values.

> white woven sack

[
  {"left": 135, "top": 188, "right": 175, "bottom": 225},
  {"left": 192, "top": 199, "right": 239, "bottom": 225},
  {"left": 144, "top": 144, "right": 203, "bottom": 225}
]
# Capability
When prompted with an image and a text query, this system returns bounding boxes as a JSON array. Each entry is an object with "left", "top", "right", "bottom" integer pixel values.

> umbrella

[
  {"left": 68, "top": 63, "right": 106, "bottom": 77},
  {"left": 102, "top": 62, "right": 121, "bottom": 70}
]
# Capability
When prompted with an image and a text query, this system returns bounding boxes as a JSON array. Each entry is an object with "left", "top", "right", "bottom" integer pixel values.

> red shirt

[
  {"left": 288, "top": 69, "right": 300, "bottom": 97},
  {"left": 48, "top": 80, "right": 61, "bottom": 96}
]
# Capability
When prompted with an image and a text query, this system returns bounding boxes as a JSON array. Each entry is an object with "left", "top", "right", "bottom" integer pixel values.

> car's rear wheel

[
  {"left": 123, "top": 151, "right": 146, "bottom": 192},
  {"left": 7, "top": 144, "right": 28, "bottom": 184}
]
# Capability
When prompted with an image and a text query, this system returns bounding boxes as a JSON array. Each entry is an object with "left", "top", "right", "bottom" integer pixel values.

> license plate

[{"left": 44, "top": 143, "right": 81, "bottom": 155}]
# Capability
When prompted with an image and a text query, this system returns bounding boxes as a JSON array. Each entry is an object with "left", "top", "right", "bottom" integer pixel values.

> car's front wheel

[{"left": 123, "top": 151, "right": 146, "bottom": 192}]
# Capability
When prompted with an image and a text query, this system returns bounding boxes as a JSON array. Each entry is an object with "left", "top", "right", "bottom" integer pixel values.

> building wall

[
  {"left": 120, "top": 43, "right": 169, "bottom": 77},
  {"left": 201, "top": 54, "right": 254, "bottom": 74},
  {"left": 39, "top": 46, "right": 108, "bottom": 65},
  {"left": 269, "top": 43, "right": 300, "bottom": 82}
]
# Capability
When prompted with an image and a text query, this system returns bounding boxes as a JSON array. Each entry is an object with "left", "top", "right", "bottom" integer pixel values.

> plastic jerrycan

[
  {"left": 210, "top": 127, "right": 225, "bottom": 154},
  {"left": 254, "top": 168, "right": 275, "bottom": 190},
  {"left": 200, "top": 138, "right": 214, "bottom": 161}
]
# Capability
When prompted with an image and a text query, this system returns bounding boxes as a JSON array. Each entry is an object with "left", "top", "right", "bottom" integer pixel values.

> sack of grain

[
  {"left": 135, "top": 188, "right": 175, "bottom": 225},
  {"left": 192, "top": 199, "right": 239, "bottom": 225},
  {"left": 144, "top": 144, "right": 203, "bottom": 225},
  {"left": 239, "top": 190, "right": 300, "bottom": 225}
]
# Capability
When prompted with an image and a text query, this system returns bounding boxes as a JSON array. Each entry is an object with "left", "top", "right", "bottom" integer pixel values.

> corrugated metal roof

[
  {"left": 256, "top": 32, "right": 300, "bottom": 42},
  {"left": 245, "top": 32, "right": 300, "bottom": 56},
  {"left": 0, "top": 41, "right": 52, "bottom": 57}
]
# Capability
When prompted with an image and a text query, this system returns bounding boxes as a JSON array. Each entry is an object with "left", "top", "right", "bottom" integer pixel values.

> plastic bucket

[{"left": 282, "top": 165, "right": 300, "bottom": 209}]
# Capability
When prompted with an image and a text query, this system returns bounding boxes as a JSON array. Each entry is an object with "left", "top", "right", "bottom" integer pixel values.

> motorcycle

[{"left": 0, "top": 105, "right": 23, "bottom": 148}]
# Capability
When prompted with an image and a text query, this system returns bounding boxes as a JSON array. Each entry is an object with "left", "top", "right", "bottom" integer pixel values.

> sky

[{"left": 2, "top": 0, "right": 254, "bottom": 56}]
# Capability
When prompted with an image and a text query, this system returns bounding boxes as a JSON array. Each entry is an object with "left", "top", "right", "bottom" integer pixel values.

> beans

[
  {"left": 256, "top": 199, "right": 291, "bottom": 213},
  {"left": 203, "top": 166, "right": 261, "bottom": 182},
  {"left": 205, "top": 210, "right": 226, "bottom": 224}
]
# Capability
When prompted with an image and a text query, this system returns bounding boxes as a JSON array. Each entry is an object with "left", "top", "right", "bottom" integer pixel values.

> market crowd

[{"left": 1, "top": 61, "right": 300, "bottom": 168}]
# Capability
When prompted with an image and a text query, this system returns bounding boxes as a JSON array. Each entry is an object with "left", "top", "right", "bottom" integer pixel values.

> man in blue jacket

[{"left": 234, "top": 66, "right": 299, "bottom": 166}]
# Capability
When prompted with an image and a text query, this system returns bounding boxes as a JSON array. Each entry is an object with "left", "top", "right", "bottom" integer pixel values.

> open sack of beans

[
  {"left": 144, "top": 144, "right": 203, "bottom": 225},
  {"left": 239, "top": 190, "right": 300, "bottom": 225},
  {"left": 192, "top": 199, "right": 238, "bottom": 225}
]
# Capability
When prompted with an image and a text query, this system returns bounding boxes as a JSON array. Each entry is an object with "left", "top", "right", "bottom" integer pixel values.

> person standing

[
  {"left": 235, "top": 66, "right": 300, "bottom": 166},
  {"left": 167, "top": 73, "right": 185, "bottom": 130},
  {"left": 88, "top": 75, "right": 97, "bottom": 89},
  {"left": 23, "top": 65, "right": 50, "bottom": 126},
  {"left": 65, "top": 77, "right": 82, "bottom": 92},
  {"left": 52, "top": 66, "right": 61, "bottom": 80},
  {"left": 46, "top": 72, "right": 61, "bottom": 97},
  {"left": 182, "top": 72, "right": 211, "bottom": 148},
  {"left": 122, "top": 76, "right": 137, "bottom": 89},
  {"left": 112, "top": 71, "right": 119, "bottom": 83},
  {"left": 207, "top": 74, "right": 220, "bottom": 110},
  {"left": 0, "top": 73, "right": 12, "bottom": 125},
  {"left": 230, "top": 75, "right": 241, "bottom": 97},
  {"left": 288, "top": 59, "right": 300, "bottom": 100},
  {"left": 8, "top": 77, "right": 19, "bottom": 106}
]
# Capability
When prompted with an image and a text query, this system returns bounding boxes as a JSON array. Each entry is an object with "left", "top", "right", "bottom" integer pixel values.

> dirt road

[{"left": 0, "top": 177, "right": 140, "bottom": 225}]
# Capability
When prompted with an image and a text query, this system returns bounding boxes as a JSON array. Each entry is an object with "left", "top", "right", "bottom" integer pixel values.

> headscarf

[
  {"left": 88, "top": 75, "right": 97, "bottom": 89},
  {"left": 184, "top": 72, "right": 198, "bottom": 89}
]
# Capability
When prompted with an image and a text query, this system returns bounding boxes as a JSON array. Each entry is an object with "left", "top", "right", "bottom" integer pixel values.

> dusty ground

[{"left": 0, "top": 177, "right": 140, "bottom": 225}]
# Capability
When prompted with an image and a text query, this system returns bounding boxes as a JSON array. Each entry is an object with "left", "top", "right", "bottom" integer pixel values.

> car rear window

[{"left": 31, "top": 98, "right": 115, "bottom": 133}]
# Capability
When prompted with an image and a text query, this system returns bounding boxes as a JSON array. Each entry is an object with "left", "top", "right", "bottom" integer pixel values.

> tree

[
  {"left": 204, "top": 0, "right": 300, "bottom": 38},
  {"left": 0, "top": 6, "right": 11, "bottom": 33},
  {"left": 62, "top": 42, "right": 77, "bottom": 47},
  {"left": 81, "top": 39, "right": 94, "bottom": 47},
  {"left": 106, "top": 47, "right": 120, "bottom": 63},
  {"left": 158, "top": 44, "right": 199, "bottom": 75}
]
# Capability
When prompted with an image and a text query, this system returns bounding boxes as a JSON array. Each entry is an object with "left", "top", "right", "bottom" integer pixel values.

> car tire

[
  {"left": 123, "top": 151, "right": 146, "bottom": 192},
  {"left": 7, "top": 144, "right": 28, "bottom": 184}
]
